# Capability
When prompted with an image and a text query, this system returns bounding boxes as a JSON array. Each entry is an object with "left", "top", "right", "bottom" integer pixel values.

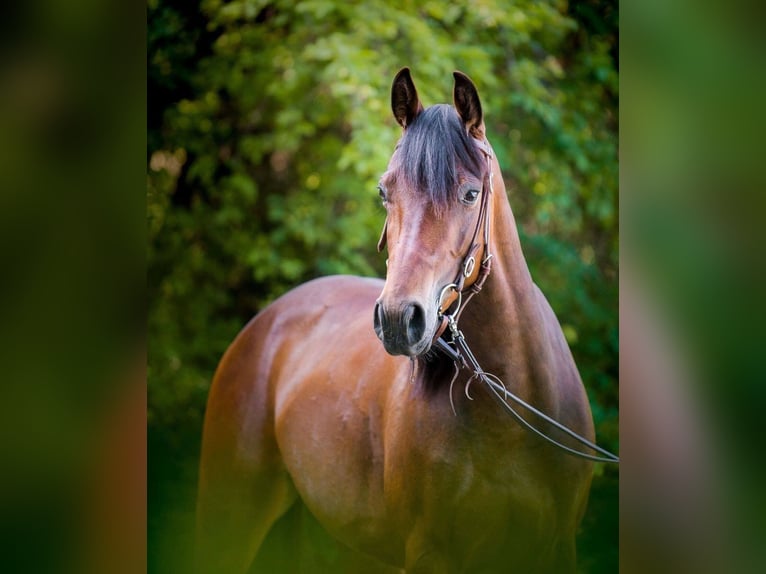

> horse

[{"left": 195, "top": 68, "right": 596, "bottom": 573}]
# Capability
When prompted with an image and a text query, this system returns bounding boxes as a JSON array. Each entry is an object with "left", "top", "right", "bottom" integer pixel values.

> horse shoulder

[{"left": 251, "top": 276, "right": 409, "bottom": 557}]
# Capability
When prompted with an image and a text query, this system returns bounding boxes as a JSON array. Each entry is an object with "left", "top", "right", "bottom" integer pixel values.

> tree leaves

[{"left": 148, "top": 0, "right": 618, "bottom": 453}]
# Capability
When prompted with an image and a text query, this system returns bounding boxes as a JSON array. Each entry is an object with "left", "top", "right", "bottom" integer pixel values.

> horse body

[{"left": 196, "top": 69, "right": 594, "bottom": 573}]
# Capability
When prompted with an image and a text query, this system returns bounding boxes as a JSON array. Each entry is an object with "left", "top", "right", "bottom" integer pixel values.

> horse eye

[
  {"left": 377, "top": 185, "right": 388, "bottom": 205},
  {"left": 462, "top": 188, "right": 480, "bottom": 205}
]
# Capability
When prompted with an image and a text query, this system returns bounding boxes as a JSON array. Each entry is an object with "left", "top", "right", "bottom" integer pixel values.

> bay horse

[{"left": 196, "top": 68, "right": 596, "bottom": 573}]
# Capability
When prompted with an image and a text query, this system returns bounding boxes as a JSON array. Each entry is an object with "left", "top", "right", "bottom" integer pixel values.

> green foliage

[
  {"left": 149, "top": 0, "right": 617, "bottom": 440},
  {"left": 148, "top": 1, "right": 617, "bottom": 567}
]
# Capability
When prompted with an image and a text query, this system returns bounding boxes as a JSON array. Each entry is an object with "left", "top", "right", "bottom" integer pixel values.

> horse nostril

[
  {"left": 405, "top": 302, "right": 426, "bottom": 345},
  {"left": 373, "top": 302, "right": 384, "bottom": 336},
  {"left": 374, "top": 300, "right": 428, "bottom": 354}
]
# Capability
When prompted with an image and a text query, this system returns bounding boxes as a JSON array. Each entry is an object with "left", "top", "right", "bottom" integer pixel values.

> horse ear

[
  {"left": 391, "top": 67, "right": 423, "bottom": 129},
  {"left": 453, "top": 71, "right": 484, "bottom": 138}
]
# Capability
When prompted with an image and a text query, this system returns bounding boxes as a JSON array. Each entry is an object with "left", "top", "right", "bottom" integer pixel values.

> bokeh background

[{"left": 148, "top": 0, "right": 618, "bottom": 572}]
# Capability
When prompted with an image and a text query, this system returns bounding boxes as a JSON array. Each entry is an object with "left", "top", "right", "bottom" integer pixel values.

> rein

[{"left": 433, "top": 317, "right": 620, "bottom": 464}]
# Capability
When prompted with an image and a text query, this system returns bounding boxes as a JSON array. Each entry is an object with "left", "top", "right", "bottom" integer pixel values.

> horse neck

[{"left": 456, "top": 175, "right": 557, "bottom": 410}]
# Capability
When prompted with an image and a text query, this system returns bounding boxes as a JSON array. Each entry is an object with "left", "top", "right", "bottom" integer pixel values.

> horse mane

[{"left": 397, "top": 104, "right": 484, "bottom": 208}]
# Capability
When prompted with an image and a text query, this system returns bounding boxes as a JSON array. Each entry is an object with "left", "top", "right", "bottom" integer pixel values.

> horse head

[{"left": 373, "top": 68, "right": 494, "bottom": 357}]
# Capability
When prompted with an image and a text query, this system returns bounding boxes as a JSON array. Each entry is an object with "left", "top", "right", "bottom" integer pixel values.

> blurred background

[{"left": 148, "top": 0, "right": 618, "bottom": 572}]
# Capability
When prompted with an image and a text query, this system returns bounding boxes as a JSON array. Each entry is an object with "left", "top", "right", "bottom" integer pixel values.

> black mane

[{"left": 397, "top": 104, "right": 484, "bottom": 207}]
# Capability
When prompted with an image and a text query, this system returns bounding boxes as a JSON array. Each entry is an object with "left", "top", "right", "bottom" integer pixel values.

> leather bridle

[{"left": 433, "top": 137, "right": 495, "bottom": 342}]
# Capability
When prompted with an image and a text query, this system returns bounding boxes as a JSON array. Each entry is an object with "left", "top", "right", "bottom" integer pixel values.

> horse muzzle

[{"left": 373, "top": 300, "right": 432, "bottom": 357}]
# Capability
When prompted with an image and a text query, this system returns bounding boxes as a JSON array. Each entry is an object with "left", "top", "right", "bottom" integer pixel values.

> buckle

[{"left": 462, "top": 256, "right": 476, "bottom": 278}]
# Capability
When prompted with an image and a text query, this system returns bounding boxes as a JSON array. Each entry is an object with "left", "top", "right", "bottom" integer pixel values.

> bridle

[
  {"left": 433, "top": 137, "right": 495, "bottom": 342},
  {"left": 376, "top": 136, "right": 620, "bottom": 465}
]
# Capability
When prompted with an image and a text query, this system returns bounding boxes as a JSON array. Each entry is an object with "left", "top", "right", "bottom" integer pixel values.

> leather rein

[{"left": 377, "top": 138, "right": 619, "bottom": 464}]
